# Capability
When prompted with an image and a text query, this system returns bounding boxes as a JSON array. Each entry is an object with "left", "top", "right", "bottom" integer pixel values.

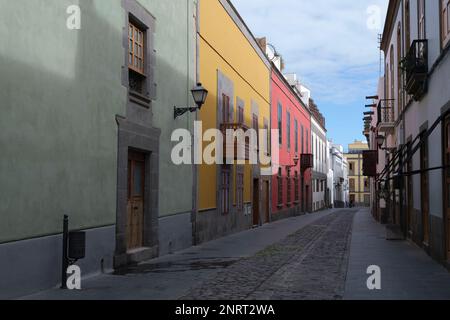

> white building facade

[
  {"left": 330, "top": 144, "right": 348, "bottom": 208},
  {"left": 366, "top": 0, "right": 450, "bottom": 266},
  {"left": 311, "top": 116, "right": 328, "bottom": 212}
]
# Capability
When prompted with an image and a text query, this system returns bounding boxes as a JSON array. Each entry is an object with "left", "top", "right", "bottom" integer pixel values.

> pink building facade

[{"left": 271, "top": 66, "right": 312, "bottom": 220}]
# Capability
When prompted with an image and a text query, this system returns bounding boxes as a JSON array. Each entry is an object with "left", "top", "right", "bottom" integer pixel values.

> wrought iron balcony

[
  {"left": 377, "top": 99, "right": 395, "bottom": 133},
  {"left": 403, "top": 39, "right": 428, "bottom": 100},
  {"left": 221, "top": 123, "right": 250, "bottom": 161}
]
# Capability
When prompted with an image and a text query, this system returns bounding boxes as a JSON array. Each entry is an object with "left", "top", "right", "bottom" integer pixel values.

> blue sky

[{"left": 231, "top": 0, "right": 388, "bottom": 150}]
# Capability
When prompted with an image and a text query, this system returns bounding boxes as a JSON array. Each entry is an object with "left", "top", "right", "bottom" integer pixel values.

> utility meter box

[{"left": 68, "top": 231, "right": 86, "bottom": 260}]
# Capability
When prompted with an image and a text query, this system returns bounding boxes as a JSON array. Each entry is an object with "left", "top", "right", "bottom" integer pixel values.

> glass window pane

[
  {"left": 447, "top": 5, "right": 450, "bottom": 32},
  {"left": 133, "top": 164, "right": 143, "bottom": 197},
  {"left": 447, "top": 185, "right": 450, "bottom": 208}
]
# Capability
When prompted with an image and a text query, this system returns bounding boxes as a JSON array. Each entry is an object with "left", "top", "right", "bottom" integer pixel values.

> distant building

[
  {"left": 310, "top": 100, "right": 327, "bottom": 212},
  {"left": 326, "top": 140, "right": 334, "bottom": 208},
  {"left": 345, "top": 141, "right": 370, "bottom": 207},
  {"left": 330, "top": 143, "right": 348, "bottom": 208}
]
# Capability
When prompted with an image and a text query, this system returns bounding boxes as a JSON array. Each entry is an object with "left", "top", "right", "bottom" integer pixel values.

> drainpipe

[{"left": 191, "top": 0, "right": 200, "bottom": 246}]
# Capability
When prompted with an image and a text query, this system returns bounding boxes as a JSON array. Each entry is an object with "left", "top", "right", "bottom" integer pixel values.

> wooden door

[
  {"left": 407, "top": 143, "right": 413, "bottom": 237},
  {"left": 444, "top": 116, "right": 450, "bottom": 260},
  {"left": 127, "top": 151, "right": 145, "bottom": 250},
  {"left": 301, "top": 178, "right": 305, "bottom": 213},
  {"left": 350, "top": 195, "right": 356, "bottom": 207},
  {"left": 262, "top": 181, "right": 270, "bottom": 223},
  {"left": 253, "top": 179, "right": 260, "bottom": 226},
  {"left": 420, "top": 135, "right": 430, "bottom": 245},
  {"left": 305, "top": 185, "right": 310, "bottom": 212}
]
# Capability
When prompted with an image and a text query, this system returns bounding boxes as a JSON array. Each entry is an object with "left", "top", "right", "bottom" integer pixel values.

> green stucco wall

[{"left": 0, "top": 0, "right": 196, "bottom": 243}]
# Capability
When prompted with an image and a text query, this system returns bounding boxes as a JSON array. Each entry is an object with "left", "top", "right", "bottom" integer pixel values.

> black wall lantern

[
  {"left": 174, "top": 83, "right": 209, "bottom": 119},
  {"left": 376, "top": 135, "right": 386, "bottom": 149},
  {"left": 286, "top": 155, "right": 300, "bottom": 169}
]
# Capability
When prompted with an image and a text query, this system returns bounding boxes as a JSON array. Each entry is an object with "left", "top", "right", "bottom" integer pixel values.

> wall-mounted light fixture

[
  {"left": 285, "top": 155, "right": 300, "bottom": 169},
  {"left": 174, "top": 83, "right": 209, "bottom": 119},
  {"left": 376, "top": 135, "right": 386, "bottom": 149}
]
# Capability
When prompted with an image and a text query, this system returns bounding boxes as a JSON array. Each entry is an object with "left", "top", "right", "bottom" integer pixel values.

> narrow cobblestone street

[
  {"left": 184, "top": 211, "right": 354, "bottom": 300},
  {"left": 21, "top": 208, "right": 450, "bottom": 300}
]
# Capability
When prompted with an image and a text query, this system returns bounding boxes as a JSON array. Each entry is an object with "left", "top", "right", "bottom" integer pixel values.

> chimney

[{"left": 256, "top": 37, "right": 267, "bottom": 51}]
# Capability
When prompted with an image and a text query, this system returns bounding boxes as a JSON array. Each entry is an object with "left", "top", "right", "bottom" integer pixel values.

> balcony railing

[
  {"left": 377, "top": 99, "right": 395, "bottom": 133},
  {"left": 221, "top": 123, "right": 250, "bottom": 161},
  {"left": 403, "top": 39, "right": 428, "bottom": 100}
]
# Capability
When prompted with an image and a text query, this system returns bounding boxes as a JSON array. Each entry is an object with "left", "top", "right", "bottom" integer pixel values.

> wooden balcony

[
  {"left": 300, "top": 154, "right": 313, "bottom": 171},
  {"left": 403, "top": 39, "right": 428, "bottom": 101},
  {"left": 362, "top": 150, "right": 378, "bottom": 177},
  {"left": 221, "top": 123, "right": 250, "bottom": 161}
]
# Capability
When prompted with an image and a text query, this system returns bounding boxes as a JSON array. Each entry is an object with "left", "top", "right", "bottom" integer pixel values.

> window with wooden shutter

[
  {"left": 238, "top": 105, "right": 244, "bottom": 124},
  {"left": 221, "top": 166, "right": 231, "bottom": 215},
  {"left": 277, "top": 168, "right": 283, "bottom": 206},
  {"left": 350, "top": 179, "right": 356, "bottom": 192},
  {"left": 253, "top": 114, "right": 259, "bottom": 149},
  {"left": 287, "top": 169, "right": 291, "bottom": 205},
  {"left": 264, "top": 120, "right": 269, "bottom": 156},
  {"left": 405, "top": 1, "right": 411, "bottom": 48},
  {"left": 278, "top": 103, "right": 283, "bottom": 146},
  {"left": 294, "top": 120, "right": 298, "bottom": 154},
  {"left": 128, "top": 22, "right": 145, "bottom": 75},
  {"left": 287, "top": 111, "right": 291, "bottom": 151},
  {"left": 222, "top": 94, "right": 231, "bottom": 123},
  {"left": 418, "top": 0, "right": 426, "bottom": 40},
  {"left": 443, "top": 0, "right": 450, "bottom": 46}
]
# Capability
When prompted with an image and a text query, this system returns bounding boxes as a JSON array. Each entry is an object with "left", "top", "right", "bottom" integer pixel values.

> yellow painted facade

[
  {"left": 345, "top": 141, "right": 370, "bottom": 206},
  {"left": 197, "top": 0, "right": 271, "bottom": 211}
]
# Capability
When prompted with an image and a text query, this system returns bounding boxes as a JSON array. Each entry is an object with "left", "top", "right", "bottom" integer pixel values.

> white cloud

[{"left": 231, "top": 0, "right": 388, "bottom": 106}]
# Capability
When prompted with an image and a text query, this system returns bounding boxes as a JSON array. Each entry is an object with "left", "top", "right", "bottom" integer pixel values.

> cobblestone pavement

[{"left": 183, "top": 210, "right": 356, "bottom": 300}]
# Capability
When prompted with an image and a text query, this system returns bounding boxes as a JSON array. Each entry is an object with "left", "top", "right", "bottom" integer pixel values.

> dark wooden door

[
  {"left": 420, "top": 135, "right": 430, "bottom": 246},
  {"left": 407, "top": 143, "right": 413, "bottom": 237},
  {"left": 301, "top": 178, "right": 305, "bottom": 212},
  {"left": 127, "top": 151, "right": 145, "bottom": 250},
  {"left": 253, "top": 179, "right": 260, "bottom": 226},
  {"left": 262, "top": 181, "right": 270, "bottom": 223},
  {"left": 444, "top": 116, "right": 450, "bottom": 260},
  {"left": 350, "top": 195, "right": 356, "bottom": 207},
  {"left": 305, "top": 185, "right": 310, "bottom": 212}
]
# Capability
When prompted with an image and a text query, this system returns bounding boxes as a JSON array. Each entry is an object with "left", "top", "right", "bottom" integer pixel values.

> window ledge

[{"left": 130, "top": 90, "right": 151, "bottom": 108}]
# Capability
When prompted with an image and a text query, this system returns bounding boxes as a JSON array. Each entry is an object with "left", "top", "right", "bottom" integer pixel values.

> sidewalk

[
  {"left": 20, "top": 208, "right": 339, "bottom": 300},
  {"left": 344, "top": 209, "right": 450, "bottom": 300}
]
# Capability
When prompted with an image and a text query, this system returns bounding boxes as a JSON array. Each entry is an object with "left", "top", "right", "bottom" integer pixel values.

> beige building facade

[{"left": 345, "top": 141, "right": 370, "bottom": 207}]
